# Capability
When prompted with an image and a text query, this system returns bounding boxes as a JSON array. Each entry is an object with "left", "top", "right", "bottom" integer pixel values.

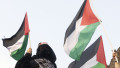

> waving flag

[
  {"left": 2, "top": 13, "right": 30, "bottom": 60},
  {"left": 68, "top": 36, "right": 107, "bottom": 68},
  {"left": 64, "top": 0, "right": 100, "bottom": 60}
]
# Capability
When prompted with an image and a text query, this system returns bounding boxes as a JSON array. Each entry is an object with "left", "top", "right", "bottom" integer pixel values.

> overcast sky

[{"left": 0, "top": 0, "right": 120, "bottom": 68}]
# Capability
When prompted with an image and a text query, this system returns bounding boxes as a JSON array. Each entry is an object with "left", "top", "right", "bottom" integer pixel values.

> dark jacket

[{"left": 15, "top": 44, "right": 57, "bottom": 68}]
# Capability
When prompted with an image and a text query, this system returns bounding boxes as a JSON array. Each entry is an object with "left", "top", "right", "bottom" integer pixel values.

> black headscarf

[{"left": 32, "top": 44, "right": 56, "bottom": 63}]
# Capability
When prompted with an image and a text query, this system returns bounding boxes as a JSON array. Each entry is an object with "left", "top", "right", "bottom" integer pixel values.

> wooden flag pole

[
  {"left": 100, "top": 21, "right": 118, "bottom": 63},
  {"left": 29, "top": 33, "right": 32, "bottom": 48},
  {"left": 100, "top": 22, "right": 114, "bottom": 51}
]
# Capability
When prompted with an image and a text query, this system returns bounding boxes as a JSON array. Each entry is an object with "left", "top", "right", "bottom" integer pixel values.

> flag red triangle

[
  {"left": 81, "top": 0, "right": 99, "bottom": 25},
  {"left": 24, "top": 12, "right": 30, "bottom": 35}
]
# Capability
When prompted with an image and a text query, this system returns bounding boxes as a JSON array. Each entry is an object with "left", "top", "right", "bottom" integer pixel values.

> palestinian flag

[
  {"left": 2, "top": 13, "right": 30, "bottom": 61},
  {"left": 68, "top": 36, "right": 107, "bottom": 68},
  {"left": 64, "top": 0, "right": 100, "bottom": 60}
]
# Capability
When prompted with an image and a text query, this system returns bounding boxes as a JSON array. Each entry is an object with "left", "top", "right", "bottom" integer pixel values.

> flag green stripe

[
  {"left": 10, "top": 35, "right": 28, "bottom": 60},
  {"left": 92, "top": 62, "right": 106, "bottom": 68},
  {"left": 69, "top": 22, "right": 100, "bottom": 60}
]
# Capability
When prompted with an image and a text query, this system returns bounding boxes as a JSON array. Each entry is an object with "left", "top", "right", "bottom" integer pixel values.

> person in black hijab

[{"left": 15, "top": 42, "right": 57, "bottom": 68}]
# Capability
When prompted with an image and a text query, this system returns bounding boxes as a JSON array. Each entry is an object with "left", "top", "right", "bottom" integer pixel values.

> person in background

[{"left": 15, "top": 42, "right": 57, "bottom": 68}]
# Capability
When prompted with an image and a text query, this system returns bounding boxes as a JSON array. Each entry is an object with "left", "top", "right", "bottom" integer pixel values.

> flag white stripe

[
  {"left": 7, "top": 35, "right": 24, "bottom": 53},
  {"left": 81, "top": 55, "right": 98, "bottom": 68},
  {"left": 64, "top": 18, "right": 87, "bottom": 55}
]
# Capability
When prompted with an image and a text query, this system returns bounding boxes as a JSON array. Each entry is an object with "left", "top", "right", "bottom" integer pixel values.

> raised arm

[{"left": 15, "top": 48, "right": 32, "bottom": 68}]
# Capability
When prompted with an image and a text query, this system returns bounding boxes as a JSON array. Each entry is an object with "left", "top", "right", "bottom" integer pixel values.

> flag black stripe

[
  {"left": 2, "top": 18, "right": 25, "bottom": 48},
  {"left": 68, "top": 37, "right": 101, "bottom": 68},
  {"left": 64, "top": 0, "right": 87, "bottom": 44}
]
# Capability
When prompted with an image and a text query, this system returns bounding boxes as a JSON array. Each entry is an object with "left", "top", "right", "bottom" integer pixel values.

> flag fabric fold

[
  {"left": 64, "top": 0, "right": 100, "bottom": 60},
  {"left": 2, "top": 13, "right": 30, "bottom": 60},
  {"left": 68, "top": 36, "right": 107, "bottom": 68}
]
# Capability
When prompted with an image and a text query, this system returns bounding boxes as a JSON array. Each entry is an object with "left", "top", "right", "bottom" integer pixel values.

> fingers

[{"left": 27, "top": 48, "right": 32, "bottom": 54}]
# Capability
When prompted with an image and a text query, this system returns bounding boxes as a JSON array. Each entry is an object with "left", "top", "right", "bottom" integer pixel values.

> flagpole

[
  {"left": 29, "top": 33, "right": 32, "bottom": 48},
  {"left": 100, "top": 22, "right": 119, "bottom": 63},
  {"left": 100, "top": 22, "right": 114, "bottom": 51},
  {"left": 89, "top": 0, "right": 118, "bottom": 63}
]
